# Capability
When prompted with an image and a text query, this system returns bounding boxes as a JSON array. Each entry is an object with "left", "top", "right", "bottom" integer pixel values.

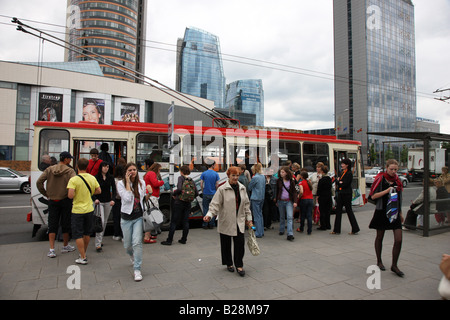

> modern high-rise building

[
  {"left": 333, "top": 0, "right": 417, "bottom": 163},
  {"left": 223, "top": 79, "right": 265, "bottom": 127},
  {"left": 176, "top": 27, "right": 226, "bottom": 109},
  {"left": 65, "top": 0, "right": 147, "bottom": 82}
]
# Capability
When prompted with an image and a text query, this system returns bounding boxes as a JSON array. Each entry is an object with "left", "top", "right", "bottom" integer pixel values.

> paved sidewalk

[{"left": 0, "top": 207, "right": 448, "bottom": 300}]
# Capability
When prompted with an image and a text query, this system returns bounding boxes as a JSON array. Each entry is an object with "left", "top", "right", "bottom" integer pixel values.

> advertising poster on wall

[
  {"left": 121, "top": 103, "right": 140, "bottom": 122},
  {"left": 82, "top": 98, "right": 105, "bottom": 124},
  {"left": 39, "top": 93, "right": 63, "bottom": 122}
]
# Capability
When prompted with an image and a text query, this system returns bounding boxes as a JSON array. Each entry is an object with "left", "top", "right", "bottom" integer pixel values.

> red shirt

[
  {"left": 144, "top": 171, "right": 164, "bottom": 197},
  {"left": 87, "top": 159, "right": 102, "bottom": 176},
  {"left": 299, "top": 179, "right": 313, "bottom": 200}
]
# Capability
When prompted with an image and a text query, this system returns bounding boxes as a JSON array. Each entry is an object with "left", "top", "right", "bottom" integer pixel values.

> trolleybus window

[
  {"left": 137, "top": 133, "right": 170, "bottom": 172},
  {"left": 303, "top": 142, "right": 329, "bottom": 172},
  {"left": 38, "top": 129, "right": 69, "bottom": 171},
  {"left": 268, "top": 140, "right": 301, "bottom": 166},
  {"left": 185, "top": 135, "right": 226, "bottom": 172}
]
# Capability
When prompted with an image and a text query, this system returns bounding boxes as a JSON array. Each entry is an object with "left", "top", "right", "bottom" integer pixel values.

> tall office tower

[
  {"left": 176, "top": 27, "right": 226, "bottom": 109},
  {"left": 333, "top": 0, "right": 416, "bottom": 163},
  {"left": 224, "top": 80, "right": 265, "bottom": 127},
  {"left": 65, "top": 0, "right": 147, "bottom": 82}
]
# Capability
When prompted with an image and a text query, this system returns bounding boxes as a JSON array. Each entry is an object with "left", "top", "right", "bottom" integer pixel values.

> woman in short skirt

[{"left": 368, "top": 159, "right": 405, "bottom": 277}]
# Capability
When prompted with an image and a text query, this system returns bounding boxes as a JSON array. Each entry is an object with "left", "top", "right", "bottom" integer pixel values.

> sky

[{"left": 0, "top": 0, "right": 449, "bottom": 134}]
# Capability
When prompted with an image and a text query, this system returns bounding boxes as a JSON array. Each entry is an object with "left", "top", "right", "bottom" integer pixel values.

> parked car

[
  {"left": 0, "top": 167, "right": 31, "bottom": 194},
  {"left": 398, "top": 168, "right": 412, "bottom": 182},
  {"left": 365, "top": 168, "right": 381, "bottom": 187},
  {"left": 365, "top": 168, "right": 408, "bottom": 188}
]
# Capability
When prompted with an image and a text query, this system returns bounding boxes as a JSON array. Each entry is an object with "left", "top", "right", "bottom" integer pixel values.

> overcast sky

[{"left": 0, "top": 0, "right": 449, "bottom": 133}]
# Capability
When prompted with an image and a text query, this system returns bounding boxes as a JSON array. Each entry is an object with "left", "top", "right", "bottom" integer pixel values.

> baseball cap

[{"left": 60, "top": 151, "right": 73, "bottom": 159}]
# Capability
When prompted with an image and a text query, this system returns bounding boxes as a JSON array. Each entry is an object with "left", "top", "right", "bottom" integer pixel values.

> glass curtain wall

[
  {"left": 178, "top": 27, "right": 226, "bottom": 109},
  {"left": 366, "top": 0, "right": 417, "bottom": 159},
  {"left": 224, "top": 80, "right": 264, "bottom": 127}
]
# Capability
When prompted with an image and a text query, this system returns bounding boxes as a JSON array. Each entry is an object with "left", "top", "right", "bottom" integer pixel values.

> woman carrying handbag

[
  {"left": 368, "top": 159, "right": 405, "bottom": 277},
  {"left": 204, "top": 167, "right": 253, "bottom": 277},
  {"left": 117, "top": 162, "right": 152, "bottom": 281}
]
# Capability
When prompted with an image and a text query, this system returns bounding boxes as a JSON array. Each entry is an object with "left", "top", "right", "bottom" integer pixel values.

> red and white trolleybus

[{"left": 29, "top": 120, "right": 365, "bottom": 237}]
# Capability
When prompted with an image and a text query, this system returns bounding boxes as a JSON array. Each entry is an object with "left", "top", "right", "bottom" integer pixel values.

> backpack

[{"left": 179, "top": 177, "right": 196, "bottom": 202}]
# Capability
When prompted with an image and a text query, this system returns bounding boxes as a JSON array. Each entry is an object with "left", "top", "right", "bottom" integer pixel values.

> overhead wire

[
  {"left": 0, "top": 14, "right": 443, "bottom": 103},
  {"left": 11, "top": 17, "right": 238, "bottom": 128}
]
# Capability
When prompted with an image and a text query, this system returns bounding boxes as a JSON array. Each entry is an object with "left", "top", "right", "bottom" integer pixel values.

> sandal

[
  {"left": 330, "top": 231, "right": 340, "bottom": 235},
  {"left": 227, "top": 266, "right": 235, "bottom": 273},
  {"left": 144, "top": 238, "right": 157, "bottom": 244}
]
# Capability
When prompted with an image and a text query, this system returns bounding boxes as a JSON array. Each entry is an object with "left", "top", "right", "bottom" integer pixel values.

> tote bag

[
  {"left": 247, "top": 228, "right": 260, "bottom": 256},
  {"left": 386, "top": 188, "right": 399, "bottom": 223}
]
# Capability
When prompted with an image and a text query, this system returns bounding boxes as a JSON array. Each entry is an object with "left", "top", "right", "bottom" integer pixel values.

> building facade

[
  {"left": 65, "top": 0, "right": 147, "bottom": 82},
  {"left": 176, "top": 27, "right": 226, "bottom": 109},
  {"left": 333, "top": 0, "right": 417, "bottom": 163},
  {"left": 0, "top": 61, "right": 214, "bottom": 161},
  {"left": 223, "top": 79, "right": 265, "bottom": 127}
]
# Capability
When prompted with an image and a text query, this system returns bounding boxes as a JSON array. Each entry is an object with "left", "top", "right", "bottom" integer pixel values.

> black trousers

[
  {"left": 333, "top": 193, "right": 360, "bottom": 234},
  {"left": 48, "top": 198, "right": 72, "bottom": 234},
  {"left": 167, "top": 200, "right": 190, "bottom": 242},
  {"left": 220, "top": 229, "right": 245, "bottom": 269},
  {"left": 318, "top": 198, "right": 332, "bottom": 230}
]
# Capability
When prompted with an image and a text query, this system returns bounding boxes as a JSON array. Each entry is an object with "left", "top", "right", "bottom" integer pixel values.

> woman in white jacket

[{"left": 117, "top": 162, "right": 152, "bottom": 281}]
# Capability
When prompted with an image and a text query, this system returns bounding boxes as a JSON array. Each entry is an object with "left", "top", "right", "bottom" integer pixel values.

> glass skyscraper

[
  {"left": 333, "top": 0, "right": 416, "bottom": 163},
  {"left": 176, "top": 27, "right": 226, "bottom": 109},
  {"left": 224, "top": 80, "right": 264, "bottom": 127},
  {"left": 65, "top": 0, "right": 147, "bottom": 82}
]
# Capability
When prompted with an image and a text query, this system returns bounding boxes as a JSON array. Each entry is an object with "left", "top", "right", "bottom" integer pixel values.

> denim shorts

[{"left": 71, "top": 211, "right": 94, "bottom": 239}]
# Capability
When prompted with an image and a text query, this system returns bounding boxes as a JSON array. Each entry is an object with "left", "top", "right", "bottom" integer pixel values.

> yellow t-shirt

[{"left": 67, "top": 173, "right": 100, "bottom": 214}]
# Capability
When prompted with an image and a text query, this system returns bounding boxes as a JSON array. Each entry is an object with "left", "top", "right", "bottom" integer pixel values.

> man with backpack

[{"left": 161, "top": 165, "right": 198, "bottom": 245}]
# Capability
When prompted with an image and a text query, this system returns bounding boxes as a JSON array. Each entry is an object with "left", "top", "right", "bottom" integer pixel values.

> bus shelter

[{"left": 368, "top": 132, "right": 450, "bottom": 237}]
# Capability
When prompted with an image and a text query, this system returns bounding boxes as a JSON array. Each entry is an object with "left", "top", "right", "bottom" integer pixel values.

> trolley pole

[{"left": 168, "top": 102, "right": 175, "bottom": 217}]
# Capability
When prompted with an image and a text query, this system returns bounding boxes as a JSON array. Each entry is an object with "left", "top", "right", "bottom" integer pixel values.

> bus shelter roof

[{"left": 367, "top": 131, "right": 450, "bottom": 142}]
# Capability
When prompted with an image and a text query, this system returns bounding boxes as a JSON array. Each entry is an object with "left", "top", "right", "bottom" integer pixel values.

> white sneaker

[
  {"left": 61, "top": 244, "right": 76, "bottom": 253},
  {"left": 75, "top": 257, "right": 88, "bottom": 265},
  {"left": 47, "top": 249, "right": 56, "bottom": 258},
  {"left": 134, "top": 270, "right": 143, "bottom": 282},
  {"left": 112, "top": 236, "right": 122, "bottom": 241}
]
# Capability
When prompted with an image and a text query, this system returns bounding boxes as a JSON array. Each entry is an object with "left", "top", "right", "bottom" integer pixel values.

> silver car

[
  {"left": 365, "top": 169, "right": 407, "bottom": 188},
  {"left": 0, "top": 167, "right": 31, "bottom": 194}
]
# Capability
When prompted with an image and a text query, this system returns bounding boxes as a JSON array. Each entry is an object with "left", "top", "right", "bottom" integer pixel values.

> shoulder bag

[
  {"left": 142, "top": 197, "right": 164, "bottom": 232},
  {"left": 78, "top": 175, "right": 103, "bottom": 233}
]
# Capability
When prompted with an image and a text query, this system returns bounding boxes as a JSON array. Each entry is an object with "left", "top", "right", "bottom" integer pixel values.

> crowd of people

[{"left": 36, "top": 150, "right": 450, "bottom": 287}]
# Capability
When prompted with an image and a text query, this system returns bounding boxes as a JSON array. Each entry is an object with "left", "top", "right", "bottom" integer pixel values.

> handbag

[
  {"left": 313, "top": 204, "right": 320, "bottom": 224},
  {"left": 247, "top": 228, "right": 260, "bottom": 256},
  {"left": 93, "top": 204, "right": 103, "bottom": 233},
  {"left": 386, "top": 188, "right": 399, "bottom": 223},
  {"left": 142, "top": 198, "right": 164, "bottom": 232}
]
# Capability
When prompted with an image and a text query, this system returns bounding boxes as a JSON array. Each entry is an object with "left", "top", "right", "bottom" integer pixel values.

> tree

[
  {"left": 400, "top": 144, "right": 408, "bottom": 166},
  {"left": 385, "top": 143, "right": 395, "bottom": 161},
  {"left": 369, "top": 143, "right": 377, "bottom": 165}
]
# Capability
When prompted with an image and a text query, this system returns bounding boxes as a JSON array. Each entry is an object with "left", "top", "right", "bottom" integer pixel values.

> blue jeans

[
  {"left": 251, "top": 199, "right": 264, "bottom": 237},
  {"left": 121, "top": 217, "right": 143, "bottom": 271},
  {"left": 300, "top": 198, "right": 314, "bottom": 234},
  {"left": 202, "top": 194, "right": 215, "bottom": 227},
  {"left": 278, "top": 200, "right": 294, "bottom": 236}
]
